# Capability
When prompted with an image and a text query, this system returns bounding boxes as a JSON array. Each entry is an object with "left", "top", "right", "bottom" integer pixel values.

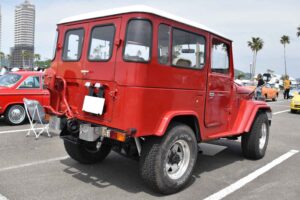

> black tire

[
  {"left": 272, "top": 94, "right": 278, "bottom": 101},
  {"left": 291, "top": 109, "right": 296, "bottom": 114},
  {"left": 242, "top": 113, "right": 269, "bottom": 160},
  {"left": 64, "top": 138, "right": 112, "bottom": 164},
  {"left": 4, "top": 104, "right": 27, "bottom": 125},
  {"left": 139, "top": 123, "right": 198, "bottom": 194}
]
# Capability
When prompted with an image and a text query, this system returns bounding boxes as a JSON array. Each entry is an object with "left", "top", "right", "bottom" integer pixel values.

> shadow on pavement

[{"left": 60, "top": 139, "right": 244, "bottom": 196}]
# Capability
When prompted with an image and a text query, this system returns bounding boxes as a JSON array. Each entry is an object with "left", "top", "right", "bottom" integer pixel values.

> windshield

[{"left": 0, "top": 74, "right": 22, "bottom": 87}]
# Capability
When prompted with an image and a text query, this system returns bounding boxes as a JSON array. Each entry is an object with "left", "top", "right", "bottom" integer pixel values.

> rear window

[
  {"left": 0, "top": 73, "right": 22, "bottom": 87},
  {"left": 158, "top": 24, "right": 171, "bottom": 65},
  {"left": 88, "top": 25, "right": 115, "bottom": 61},
  {"left": 63, "top": 29, "right": 84, "bottom": 61},
  {"left": 124, "top": 19, "right": 152, "bottom": 62},
  {"left": 172, "top": 29, "right": 205, "bottom": 69}
]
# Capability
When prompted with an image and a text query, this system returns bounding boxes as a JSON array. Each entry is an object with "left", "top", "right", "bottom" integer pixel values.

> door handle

[
  {"left": 209, "top": 92, "right": 215, "bottom": 97},
  {"left": 80, "top": 70, "right": 90, "bottom": 76}
]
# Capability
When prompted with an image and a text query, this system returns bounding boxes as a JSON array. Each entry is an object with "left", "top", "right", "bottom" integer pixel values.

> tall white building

[
  {"left": 0, "top": 6, "right": 2, "bottom": 53},
  {"left": 15, "top": 0, "right": 35, "bottom": 46},
  {"left": 11, "top": 0, "right": 35, "bottom": 68}
]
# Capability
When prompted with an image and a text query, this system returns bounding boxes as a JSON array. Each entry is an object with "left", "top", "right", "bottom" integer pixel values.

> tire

[
  {"left": 64, "top": 138, "right": 112, "bottom": 164},
  {"left": 291, "top": 109, "right": 296, "bottom": 114},
  {"left": 242, "top": 113, "right": 269, "bottom": 160},
  {"left": 4, "top": 104, "right": 27, "bottom": 125},
  {"left": 272, "top": 94, "right": 278, "bottom": 101},
  {"left": 139, "top": 123, "right": 198, "bottom": 194}
]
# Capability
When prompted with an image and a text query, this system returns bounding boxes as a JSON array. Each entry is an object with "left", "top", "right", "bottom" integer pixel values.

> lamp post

[{"left": 250, "top": 63, "right": 253, "bottom": 81}]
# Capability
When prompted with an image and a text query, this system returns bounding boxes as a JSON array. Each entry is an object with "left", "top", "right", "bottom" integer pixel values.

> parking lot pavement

[{"left": 0, "top": 99, "right": 299, "bottom": 200}]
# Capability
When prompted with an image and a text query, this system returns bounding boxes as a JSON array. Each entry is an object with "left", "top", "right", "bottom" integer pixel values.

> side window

[
  {"left": 211, "top": 40, "right": 229, "bottom": 74},
  {"left": 63, "top": 29, "right": 84, "bottom": 61},
  {"left": 19, "top": 76, "right": 40, "bottom": 89},
  {"left": 51, "top": 30, "right": 58, "bottom": 60},
  {"left": 172, "top": 29, "right": 205, "bottom": 69},
  {"left": 88, "top": 25, "right": 115, "bottom": 61},
  {"left": 158, "top": 24, "right": 170, "bottom": 65},
  {"left": 124, "top": 19, "right": 152, "bottom": 62}
]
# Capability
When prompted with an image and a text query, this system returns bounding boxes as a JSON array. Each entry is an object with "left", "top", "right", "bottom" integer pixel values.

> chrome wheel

[
  {"left": 8, "top": 105, "right": 26, "bottom": 125},
  {"left": 259, "top": 123, "right": 267, "bottom": 150},
  {"left": 165, "top": 140, "right": 190, "bottom": 180}
]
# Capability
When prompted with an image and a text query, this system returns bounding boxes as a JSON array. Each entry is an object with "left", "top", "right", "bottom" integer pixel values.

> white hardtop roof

[{"left": 59, "top": 5, "right": 228, "bottom": 39}]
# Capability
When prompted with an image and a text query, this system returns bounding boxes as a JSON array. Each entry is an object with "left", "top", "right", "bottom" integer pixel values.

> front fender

[{"left": 232, "top": 100, "right": 271, "bottom": 134}]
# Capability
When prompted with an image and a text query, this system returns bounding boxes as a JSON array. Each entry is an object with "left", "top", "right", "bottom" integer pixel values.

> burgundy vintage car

[{"left": 0, "top": 71, "right": 49, "bottom": 125}]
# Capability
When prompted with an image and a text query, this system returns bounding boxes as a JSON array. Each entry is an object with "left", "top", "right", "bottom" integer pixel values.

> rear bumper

[{"left": 290, "top": 105, "right": 300, "bottom": 110}]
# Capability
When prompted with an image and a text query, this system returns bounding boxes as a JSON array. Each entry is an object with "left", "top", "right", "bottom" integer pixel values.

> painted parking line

[
  {"left": 0, "top": 156, "right": 69, "bottom": 173},
  {"left": 0, "top": 128, "right": 43, "bottom": 135},
  {"left": 0, "top": 194, "right": 8, "bottom": 200},
  {"left": 273, "top": 110, "right": 290, "bottom": 115},
  {"left": 203, "top": 150, "right": 299, "bottom": 200}
]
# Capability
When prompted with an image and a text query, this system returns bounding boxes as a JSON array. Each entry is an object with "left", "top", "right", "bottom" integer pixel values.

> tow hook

[{"left": 67, "top": 119, "right": 80, "bottom": 136}]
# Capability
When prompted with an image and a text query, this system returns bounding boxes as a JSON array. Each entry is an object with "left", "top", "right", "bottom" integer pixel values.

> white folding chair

[{"left": 23, "top": 98, "right": 51, "bottom": 139}]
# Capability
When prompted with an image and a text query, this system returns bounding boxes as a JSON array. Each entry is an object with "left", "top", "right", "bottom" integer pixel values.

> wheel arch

[
  {"left": 4, "top": 102, "right": 25, "bottom": 113},
  {"left": 244, "top": 105, "right": 272, "bottom": 133},
  {"left": 232, "top": 100, "right": 272, "bottom": 134},
  {"left": 154, "top": 111, "right": 202, "bottom": 142}
]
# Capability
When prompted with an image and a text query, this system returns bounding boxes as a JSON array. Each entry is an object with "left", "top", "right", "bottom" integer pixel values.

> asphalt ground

[{"left": 0, "top": 97, "right": 299, "bottom": 200}]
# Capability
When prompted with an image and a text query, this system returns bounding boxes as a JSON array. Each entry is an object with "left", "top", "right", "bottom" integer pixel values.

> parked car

[
  {"left": 44, "top": 5, "right": 272, "bottom": 194},
  {"left": 289, "top": 85, "right": 300, "bottom": 98},
  {"left": 0, "top": 71, "right": 49, "bottom": 125},
  {"left": 244, "top": 83, "right": 278, "bottom": 101},
  {"left": 291, "top": 92, "right": 300, "bottom": 113}
]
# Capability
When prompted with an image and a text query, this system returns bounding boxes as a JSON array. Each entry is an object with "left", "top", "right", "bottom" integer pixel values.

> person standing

[
  {"left": 256, "top": 74, "right": 265, "bottom": 99},
  {"left": 283, "top": 75, "right": 291, "bottom": 99}
]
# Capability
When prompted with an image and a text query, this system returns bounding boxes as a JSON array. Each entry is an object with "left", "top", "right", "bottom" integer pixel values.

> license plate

[{"left": 82, "top": 96, "right": 105, "bottom": 115}]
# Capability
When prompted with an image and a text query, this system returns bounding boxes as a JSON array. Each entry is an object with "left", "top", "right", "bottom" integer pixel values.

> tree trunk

[
  {"left": 252, "top": 51, "right": 256, "bottom": 81},
  {"left": 284, "top": 45, "right": 287, "bottom": 76}
]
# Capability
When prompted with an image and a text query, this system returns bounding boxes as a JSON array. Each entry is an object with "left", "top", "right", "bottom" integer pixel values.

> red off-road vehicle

[{"left": 44, "top": 5, "right": 272, "bottom": 194}]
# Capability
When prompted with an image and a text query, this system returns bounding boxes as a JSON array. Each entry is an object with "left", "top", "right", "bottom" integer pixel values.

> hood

[{"left": 236, "top": 84, "right": 253, "bottom": 94}]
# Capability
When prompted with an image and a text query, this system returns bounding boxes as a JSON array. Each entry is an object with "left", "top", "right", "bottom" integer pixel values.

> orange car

[{"left": 244, "top": 83, "right": 278, "bottom": 101}]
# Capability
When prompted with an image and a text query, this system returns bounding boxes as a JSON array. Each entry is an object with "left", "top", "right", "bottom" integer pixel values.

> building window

[
  {"left": 19, "top": 76, "right": 40, "bottom": 89},
  {"left": 63, "top": 29, "right": 84, "bottom": 61},
  {"left": 172, "top": 29, "right": 205, "bottom": 69},
  {"left": 124, "top": 19, "right": 152, "bottom": 62},
  {"left": 211, "top": 40, "right": 229, "bottom": 74},
  {"left": 88, "top": 25, "right": 115, "bottom": 61},
  {"left": 158, "top": 24, "right": 170, "bottom": 65}
]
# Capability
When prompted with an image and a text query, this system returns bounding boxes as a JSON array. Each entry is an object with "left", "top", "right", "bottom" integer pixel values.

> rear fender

[
  {"left": 154, "top": 111, "right": 200, "bottom": 137},
  {"left": 232, "top": 100, "right": 271, "bottom": 134}
]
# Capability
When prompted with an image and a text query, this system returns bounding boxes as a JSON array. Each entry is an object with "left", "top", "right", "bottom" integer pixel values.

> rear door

[
  {"left": 82, "top": 17, "right": 121, "bottom": 121},
  {"left": 205, "top": 37, "right": 233, "bottom": 132},
  {"left": 58, "top": 23, "right": 87, "bottom": 115}
]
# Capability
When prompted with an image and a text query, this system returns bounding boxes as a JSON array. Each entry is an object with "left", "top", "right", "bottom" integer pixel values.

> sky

[{"left": 1, "top": 0, "right": 300, "bottom": 77}]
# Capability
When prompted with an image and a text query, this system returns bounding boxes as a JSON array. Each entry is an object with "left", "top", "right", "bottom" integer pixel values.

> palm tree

[
  {"left": 34, "top": 54, "right": 41, "bottom": 67},
  {"left": 280, "top": 35, "right": 290, "bottom": 76},
  {"left": 0, "top": 52, "right": 5, "bottom": 67},
  {"left": 6, "top": 54, "right": 11, "bottom": 68},
  {"left": 297, "top": 26, "right": 300, "bottom": 37},
  {"left": 22, "top": 50, "right": 34, "bottom": 69},
  {"left": 247, "top": 37, "right": 264, "bottom": 80}
]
